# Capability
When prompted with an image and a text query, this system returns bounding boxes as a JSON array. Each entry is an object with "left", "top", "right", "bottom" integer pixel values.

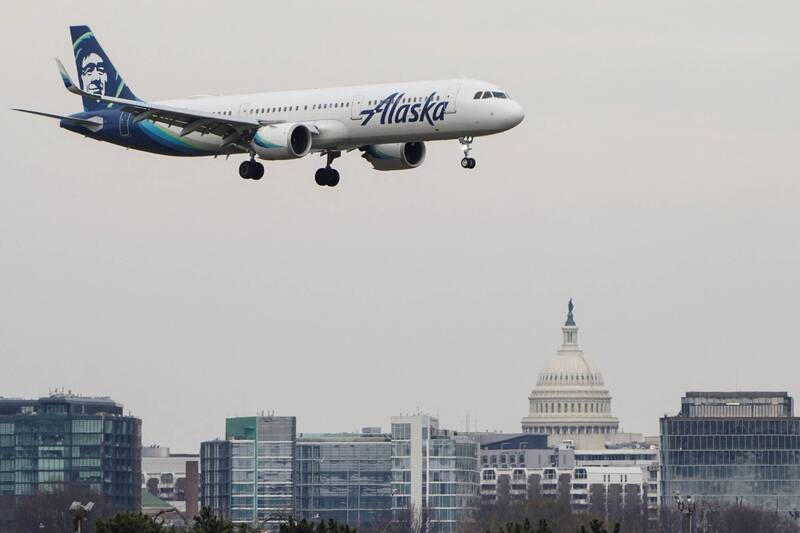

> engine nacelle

[
  {"left": 251, "top": 123, "right": 312, "bottom": 160},
  {"left": 361, "top": 142, "right": 426, "bottom": 171}
]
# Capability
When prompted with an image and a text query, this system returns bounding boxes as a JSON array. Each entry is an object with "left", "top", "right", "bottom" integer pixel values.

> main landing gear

[
  {"left": 315, "top": 151, "right": 341, "bottom": 187},
  {"left": 239, "top": 157, "right": 264, "bottom": 180},
  {"left": 459, "top": 136, "right": 476, "bottom": 169}
]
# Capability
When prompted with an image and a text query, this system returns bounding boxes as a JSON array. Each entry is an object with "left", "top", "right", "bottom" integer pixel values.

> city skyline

[{"left": 2, "top": 1, "right": 800, "bottom": 453}]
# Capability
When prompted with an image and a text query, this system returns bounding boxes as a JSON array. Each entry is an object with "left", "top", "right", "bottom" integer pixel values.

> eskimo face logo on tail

[
  {"left": 360, "top": 92, "right": 448, "bottom": 126},
  {"left": 79, "top": 52, "right": 107, "bottom": 96}
]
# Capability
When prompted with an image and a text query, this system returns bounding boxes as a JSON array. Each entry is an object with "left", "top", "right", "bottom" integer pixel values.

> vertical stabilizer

[{"left": 69, "top": 25, "right": 138, "bottom": 111}]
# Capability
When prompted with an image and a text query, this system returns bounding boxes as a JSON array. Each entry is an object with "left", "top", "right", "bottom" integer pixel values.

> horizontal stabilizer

[{"left": 12, "top": 108, "right": 103, "bottom": 131}]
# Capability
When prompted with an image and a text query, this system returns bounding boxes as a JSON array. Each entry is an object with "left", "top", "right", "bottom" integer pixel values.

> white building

[
  {"left": 141, "top": 445, "right": 199, "bottom": 514},
  {"left": 480, "top": 464, "right": 657, "bottom": 521},
  {"left": 521, "top": 301, "right": 641, "bottom": 449}
]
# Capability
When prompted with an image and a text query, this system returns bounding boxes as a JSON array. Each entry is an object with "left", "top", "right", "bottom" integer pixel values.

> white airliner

[{"left": 15, "top": 26, "right": 524, "bottom": 186}]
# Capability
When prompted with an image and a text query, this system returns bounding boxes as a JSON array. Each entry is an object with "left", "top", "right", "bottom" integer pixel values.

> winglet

[{"left": 55, "top": 58, "right": 82, "bottom": 96}]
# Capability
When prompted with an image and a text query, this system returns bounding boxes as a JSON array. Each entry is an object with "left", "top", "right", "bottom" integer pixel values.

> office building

[
  {"left": 391, "top": 414, "right": 480, "bottom": 532},
  {"left": 660, "top": 391, "right": 800, "bottom": 512},
  {"left": 521, "top": 301, "right": 641, "bottom": 448},
  {"left": 0, "top": 393, "right": 141, "bottom": 513},
  {"left": 296, "top": 429, "right": 392, "bottom": 527},
  {"left": 201, "top": 415, "right": 296, "bottom": 530}
]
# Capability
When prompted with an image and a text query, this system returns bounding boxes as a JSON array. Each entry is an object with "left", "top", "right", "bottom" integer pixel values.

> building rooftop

[
  {"left": 0, "top": 393, "right": 125, "bottom": 416},
  {"left": 685, "top": 391, "right": 789, "bottom": 398},
  {"left": 298, "top": 432, "right": 391, "bottom": 443}
]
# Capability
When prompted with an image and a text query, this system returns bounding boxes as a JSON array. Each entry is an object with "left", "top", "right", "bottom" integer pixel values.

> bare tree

[
  {"left": 606, "top": 484, "right": 622, "bottom": 528},
  {"left": 527, "top": 474, "right": 542, "bottom": 500},
  {"left": 147, "top": 477, "right": 160, "bottom": 498},
  {"left": 497, "top": 474, "right": 512, "bottom": 510},
  {"left": 588, "top": 485, "right": 606, "bottom": 520},
  {"left": 2, "top": 484, "right": 110, "bottom": 533}
]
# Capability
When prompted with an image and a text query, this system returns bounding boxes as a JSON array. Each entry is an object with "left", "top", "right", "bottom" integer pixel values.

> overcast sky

[{"left": 1, "top": 1, "right": 799, "bottom": 452}]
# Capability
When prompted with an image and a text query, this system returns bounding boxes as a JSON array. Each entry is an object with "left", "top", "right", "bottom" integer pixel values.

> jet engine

[
  {"left": 251, "top": 123, "right": 313, "bottom": 160},
  {"left": 361, "top": 142, "right": 426, "bottom": 171}
]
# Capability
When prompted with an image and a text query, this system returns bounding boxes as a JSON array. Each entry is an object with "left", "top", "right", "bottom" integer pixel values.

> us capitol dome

[{"left": 521, "top": 301, "right": 637, "bottom": 449}]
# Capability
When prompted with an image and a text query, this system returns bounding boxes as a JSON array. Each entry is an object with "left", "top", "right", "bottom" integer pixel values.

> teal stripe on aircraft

[
  {"left": 138, "top": 121, "right": 216, "bottom": 155},
  {"left": 254, "top": 135, "right": 281, "bottom": 149},
  {"left": 72, "top": 31, "right": 93, "bottom": 49}
]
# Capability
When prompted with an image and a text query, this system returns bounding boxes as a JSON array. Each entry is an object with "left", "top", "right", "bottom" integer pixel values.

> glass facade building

[
  {"left": 660, "top": 392, "right": 800, "bottom": 512},
  {"left": 200, "top": 440, "right": 231, "bottom": 517},
  {"left": 296, "top": 432, "right": 392, "bottom": 527},
  {"left": 201, "top": 416, "right": 296, "bottom": 530},
  {"left": 0, "top": 394, "right": 141, "bottom": 511},
  {"left": 391, "top": 415, "right": 480, "bottom": 533}
]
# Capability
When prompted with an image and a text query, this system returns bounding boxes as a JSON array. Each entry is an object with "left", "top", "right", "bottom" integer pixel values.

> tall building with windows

[
  {"left": 200, "top": 415, "right": 296, "bottom": 530},
  {"left": 521, "top": 301, "right": 641, "bottom": 448},
  {"left": 0, "top": 393, "right": 141, "bottom": 511},
  {"left": 391, "top": 414, "right": 480, "bottom": 532},
  {"left": 295, "top": 429, "right": 392, "bottom": 527},
  {"left": 660, "top": 391, "right": 800, "bottom": 512}
]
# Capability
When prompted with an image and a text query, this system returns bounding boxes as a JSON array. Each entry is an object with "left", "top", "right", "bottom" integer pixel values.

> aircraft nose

[{"left": 508, "top": 102, "right": 525, "bottom": 127}]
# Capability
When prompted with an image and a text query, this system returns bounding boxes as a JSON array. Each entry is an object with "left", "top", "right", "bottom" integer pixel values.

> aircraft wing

[{"left": 56, "top": 58, "right": 278, "bottom": 144}]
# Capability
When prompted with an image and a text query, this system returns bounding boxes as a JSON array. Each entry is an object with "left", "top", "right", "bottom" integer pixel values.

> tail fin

[{"left": 69, "top": 25, "right": 138, "bottom": 111}]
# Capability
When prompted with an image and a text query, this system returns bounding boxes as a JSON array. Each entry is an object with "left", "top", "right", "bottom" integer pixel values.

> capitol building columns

[{"left": 521, "top": 301, "right": 640, "bottom": 449}]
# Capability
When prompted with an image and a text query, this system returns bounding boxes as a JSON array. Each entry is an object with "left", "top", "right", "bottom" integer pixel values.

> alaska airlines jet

[{"left": 14, "top": 26, "right": 524, "bottom": 186}]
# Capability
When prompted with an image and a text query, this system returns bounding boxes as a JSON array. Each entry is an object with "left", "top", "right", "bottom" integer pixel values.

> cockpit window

[
  {"left": 474, "top": 91, "right": 483, "bottom": 99},
  {"left": 492, "top": 91, "right": 508, "bottom": 99},
  {"left": 482, "top": 92, "right": 493, "bottom": 99}
]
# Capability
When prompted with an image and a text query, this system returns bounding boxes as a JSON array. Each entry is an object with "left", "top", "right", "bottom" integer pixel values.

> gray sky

[{"left": 1, "top": 1, "right": 799, "bottom": 452}]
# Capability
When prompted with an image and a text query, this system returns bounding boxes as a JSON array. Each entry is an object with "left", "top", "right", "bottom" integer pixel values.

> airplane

[{"left": 14, "top": 25, "right": 524, "bottom": 187}]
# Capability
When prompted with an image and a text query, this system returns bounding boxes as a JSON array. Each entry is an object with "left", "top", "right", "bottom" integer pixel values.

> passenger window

[{"left": 482, "top": 92, "right": 493, "bottom": 99}]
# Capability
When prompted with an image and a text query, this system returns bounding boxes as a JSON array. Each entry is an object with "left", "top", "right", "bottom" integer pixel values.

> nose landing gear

[
  {"left": 315, "top": 151, "right": 342, "bottom": 187},
  {"left": 459, "top": 137, "right": 476, "bottom": 169}
]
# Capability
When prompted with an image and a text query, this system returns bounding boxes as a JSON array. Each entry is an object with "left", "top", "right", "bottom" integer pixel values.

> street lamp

[
  {"left": 68, "top": 502, "right": 94, "bottom": 533},
  {"left": 673, "top": 492, "right": 695, "bottom": 533}
]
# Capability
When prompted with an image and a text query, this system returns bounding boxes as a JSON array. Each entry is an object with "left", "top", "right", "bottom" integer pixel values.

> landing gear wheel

[
  {"left": 315, "top": 167, "right": 341, "bottom": 187},
  {"left": 327, "top": 169, "right": 340, "bottom": 187},
  {"left": 250, "top": 162, "right": 264, "bottom": 180},
  {"left": 461, "top": 157, "right": 476, "bottom": 169},
  {"left": 315, "top": 168, "right": 327, "bottom": 186},
  {"left": 239, "top": 161, "right": 252, "bottom": 179},
  {"left": 240, "top": 160, "right": 265, "bottom": 179}
]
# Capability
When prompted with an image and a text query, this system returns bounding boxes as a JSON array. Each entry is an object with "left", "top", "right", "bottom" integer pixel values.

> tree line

[{"left": 2, "top": 484, "right": 799, "bottom": 533}]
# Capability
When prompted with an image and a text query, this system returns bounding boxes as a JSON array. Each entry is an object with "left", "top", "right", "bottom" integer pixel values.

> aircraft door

[
  {"left": 119, "top": 112, "right": 131, "bottom": 137},
  {"left": 238, "top": 103, "right": 251, "bottom": 117},
  {"left": 444, "top": 84, "right": 460, "bottom": 114},
  {"left": 351, "top": 95, "right": 365, "bottom": 120}
]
